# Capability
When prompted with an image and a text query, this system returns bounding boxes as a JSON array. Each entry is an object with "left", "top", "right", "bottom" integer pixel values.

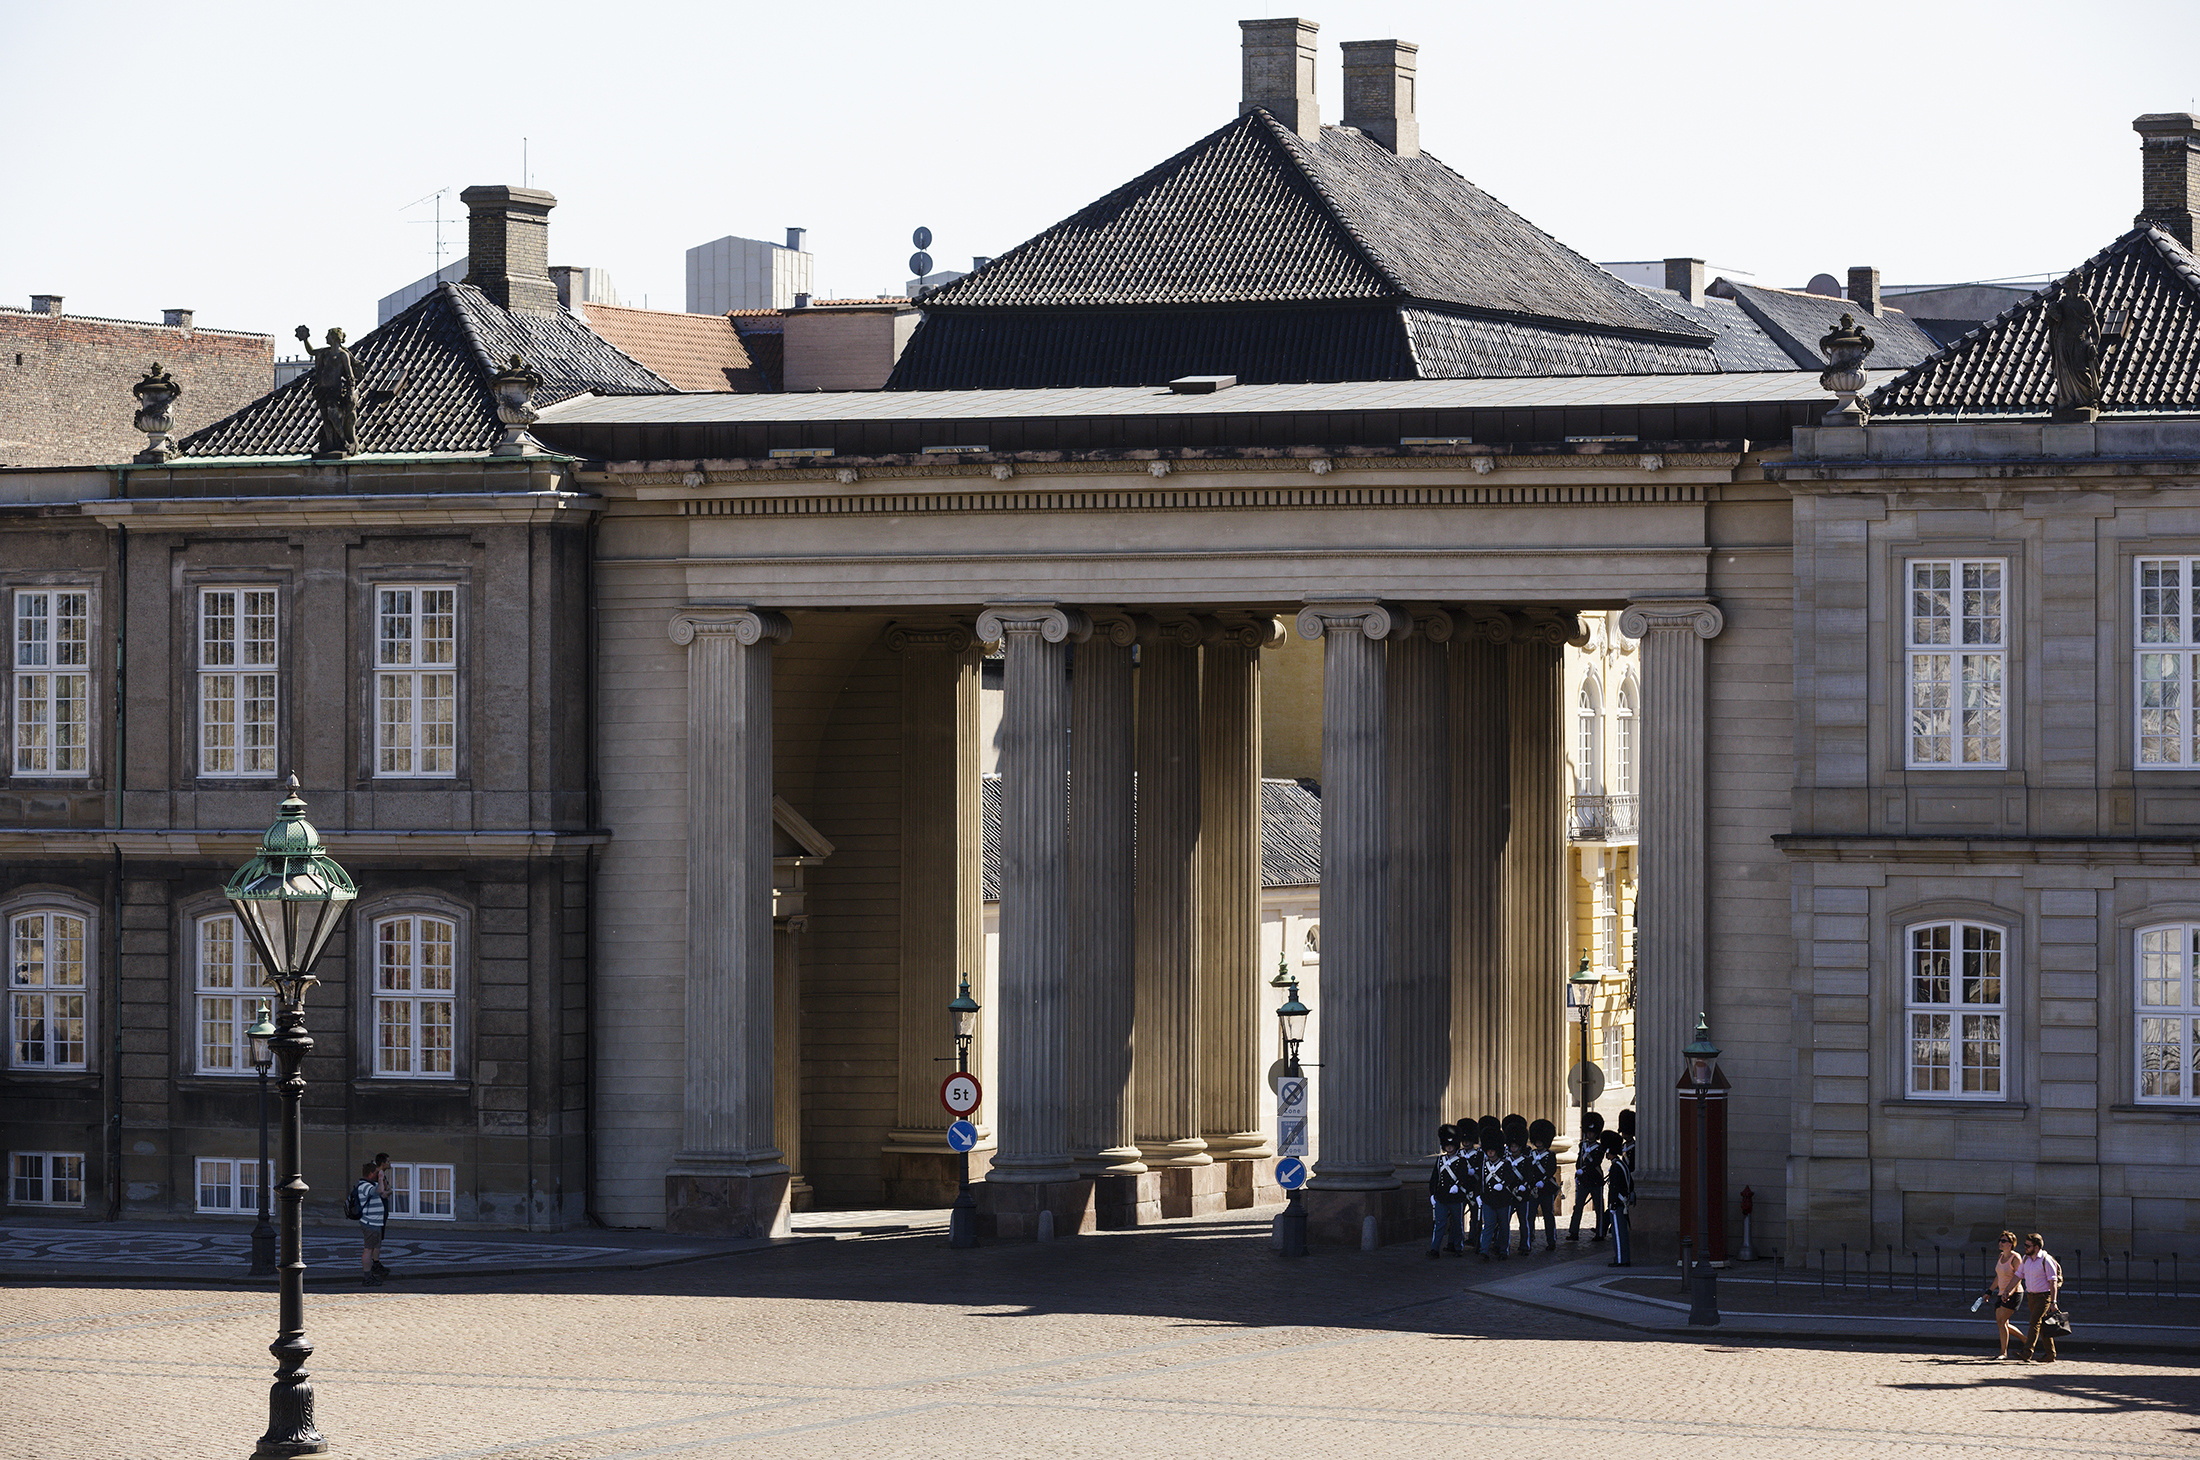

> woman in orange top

[{"left": 1985, "top": 1230, "right": 2023, "bottom": 1359}]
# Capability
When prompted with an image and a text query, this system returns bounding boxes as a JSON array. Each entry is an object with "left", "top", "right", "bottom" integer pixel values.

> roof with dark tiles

[
  {"left": 1873, "top": 226, "right": 2200, "bottom": 418},
  {"left": 892, "top": 110, "right": 1723, "bottom": 390},
  {"left": 1632, "top": 291, "right": 1808, "bottom": 373},
  {"left": 980, "top": 774, "right": 1322, "bottom": 902},
  {"left": 179, "top": 283, "right": 672, "bottom": 457},
  {"left": 1713, "top": 282, "right": 1943, "bottom": 372}
]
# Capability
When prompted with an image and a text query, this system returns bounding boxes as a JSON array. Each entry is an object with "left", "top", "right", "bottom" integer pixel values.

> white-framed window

[
  {"left": 2135, "top": 924, "right": 2200, "bottom": 1103},
  {"left": 195, "top": 912, "right": 263, "bottom": 1075},
  {"left": 1597, "top": 876, "right": 1619, "bottom": 970},
  {"left": 1615, "top": 679, "right": 1637, "bottom": 796},
  {"left": 373, "top": 914, "right": 456, "bottom": 1078},
  {"left": 13, "top": 588, "right": 91, "bottom": 777},
  {"left": 10, "top": 910, "right": 87, "bottom": 1070},
  {"left": 387, "top": 1161, "right": 455, "bottom": 1219},
  {"left": 199, "top": 587, "right": 278, "bottom": 777},
  {"left": 1905, "top": 921, "right": 2006, "bottom": 1098},
  {"left": 1906, "top": 558, "right": 2005, "bottom": 768},
  {"left": 11, "top": 1151, "right": 84, "bottom": 1206},
  {"left": 1576, "top": 678, "right": 1602, "bottom": 792},
  {"left": 374, "top": 585, "right": 457, "bottom": 778},
  {"left": 194, "top": 1156, "right": 263, "bottom": 1213},
  {"left": 2135, "top": 558, "right": 2200, "bottom": 766}
]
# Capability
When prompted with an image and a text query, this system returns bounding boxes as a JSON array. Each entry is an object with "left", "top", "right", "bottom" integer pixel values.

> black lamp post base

[
  {"left": 1277, "top": 1191, "right": 1308, "bottom": 1257},
  {"left": 249, "top": 1221, "right": 278, "bottom": 1278},
  {"left": 254, "top": 1375, "right": 325, "bottom": 1457},
  {"left": 1688, "top": 1268, "right": 1721, "bottom": 1326}
]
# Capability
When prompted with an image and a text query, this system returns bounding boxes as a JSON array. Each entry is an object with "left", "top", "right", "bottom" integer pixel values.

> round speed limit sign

[{"left": 941, "top": 1072, "right": 982, "bottom": 1116}]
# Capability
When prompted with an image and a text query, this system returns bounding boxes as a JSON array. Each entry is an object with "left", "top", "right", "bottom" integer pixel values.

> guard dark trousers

[
  {"left": 1513, "top": 1197, "right": 1536, "bottom": 1253},
  {"left": 1609, "top": 1208, "right": 1632, "bottom": 1266},
  {"left": 1429, "top": 1198, "right": 1466, "bottom": 1254},
  {"left": 1478, "top": 1200, "right": 1511, "bottom": 1256},
  {"left": 1533, "top": 1188, "right": 1557, "bottom": 1247},
  {"left": 1568, "top": 1176, "right": 1604, "bottom": 1239}
]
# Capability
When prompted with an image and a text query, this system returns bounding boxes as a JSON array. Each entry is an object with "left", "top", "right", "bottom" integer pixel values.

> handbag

[{"left": 2038, "top": 1307, "right": 2074, "bottom": 1339}]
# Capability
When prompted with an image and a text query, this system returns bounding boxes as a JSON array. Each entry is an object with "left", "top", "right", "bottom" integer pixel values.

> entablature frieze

[{"left": 1775, "top": 833, "right": 2200, "bottom": 866}]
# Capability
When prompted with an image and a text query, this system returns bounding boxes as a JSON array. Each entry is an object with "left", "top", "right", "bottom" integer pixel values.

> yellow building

[{"left": 1564, "top": 613, "right": 1639, "bottom": 1125}]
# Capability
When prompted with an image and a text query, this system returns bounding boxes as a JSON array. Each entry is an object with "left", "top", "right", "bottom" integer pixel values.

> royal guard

[
  {"left": 1604, "top": 1129, "right": 1636, "bottom": 1267},
  {"left": 1568, "top": 1110, "right": 1608, "bottom": 1242},
  {"left": 1527, "top": 1118, "right": 1560, "bottom": 1252}
]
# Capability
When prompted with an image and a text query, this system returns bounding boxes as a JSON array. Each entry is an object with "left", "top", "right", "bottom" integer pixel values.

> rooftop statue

[
  {"left": 2044, "top": 274, "right": 2103, "bottom": 422},
  {"left": 130, "top": 361, "right": 184, "bottom": 463},
  {"left": 1818, "top": 313, "right": 1874, "bottom": 426},
  {"left": 295, "top": 325, "right": 360, "bottom": 458}
]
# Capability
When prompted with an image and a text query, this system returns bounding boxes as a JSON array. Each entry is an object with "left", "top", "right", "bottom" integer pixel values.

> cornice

[
  {"left": 1775, "top": 833, "right": 2200, "bottom": 865},
  {"left": 676, "top": 479, "right": 1721, "bottom": 518},
  {"left": 77, "top": 490, "right": 602, "bottom": 530},
  {"left": 0, "top": 829, "right": 609, "bottom": 859}
]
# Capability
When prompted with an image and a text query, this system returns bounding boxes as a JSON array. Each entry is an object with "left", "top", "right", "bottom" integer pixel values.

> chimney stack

[
  {"left": 1846, "top": 266, "right": 1881, "bottom": 317},
  {"left": 2135, "top": 112, "right": 2200, "bottom": 249},
  {"left": 29, "top": 295, "right": 62, "bottom": 315},
  {"left": 460, "top": 185, "right": 561, "bottom": 316},
  {"left": 1240, "top": 17, "right": 1320, "bottom": 142},
  {"left": 1664, "top": 258, "right": 1706, "bottom": 306},
  {"left": 1339, "top": 40, "right": 1418, "bottom": 157},
  {"left": 163, "top": 308, "right": 194, "bottom": 329},
  {"left": 785, "top": 227, "right": 807, "bottom": 252}
]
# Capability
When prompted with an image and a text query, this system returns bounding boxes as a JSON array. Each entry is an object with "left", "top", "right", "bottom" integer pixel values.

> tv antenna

[{"left": 399, "top": 188, "right": 458, "bottom": 279}]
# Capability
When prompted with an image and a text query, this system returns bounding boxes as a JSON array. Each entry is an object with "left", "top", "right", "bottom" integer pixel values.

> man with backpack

[
  {"left": 350, "top": 1161, "right": 388, "bottom": 1285},
  {"left": 1426, "top": 1126, "right": 1470, "bottom": 1259}
]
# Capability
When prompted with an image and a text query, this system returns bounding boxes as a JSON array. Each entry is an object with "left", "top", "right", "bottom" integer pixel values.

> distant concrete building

[
  {"left": 377, "top": 259, "right": 469, "bottom": 325},
  {"left": 687, "top": 229, "right": 814, "bottom": 314},
  {"left": 0, "top": 298, "right": 272, "bottom": 467}
]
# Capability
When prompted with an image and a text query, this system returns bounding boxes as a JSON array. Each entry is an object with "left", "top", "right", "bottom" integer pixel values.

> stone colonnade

[{"left": 663, "top": 596, "right": 1722, "bottom": 1239}]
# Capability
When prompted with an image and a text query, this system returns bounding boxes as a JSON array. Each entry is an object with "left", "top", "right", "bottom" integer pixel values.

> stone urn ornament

[
  {"left": 490, "top": 353, "right": 545, "bottom": 456},
  {"left": 1818, "top": 313, "right": 1874, "bottom": 426},
  {"left": 131, "top": 361, "right": 185, "bottom": 462}
]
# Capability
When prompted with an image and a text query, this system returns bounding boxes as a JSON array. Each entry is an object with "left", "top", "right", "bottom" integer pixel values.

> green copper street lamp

[
  {"left": 226, "top": 776, "right": 355, "bottom": 1458},
  {"left": 1566, "top": 955, "right": 1601, "bottom": 1130}
]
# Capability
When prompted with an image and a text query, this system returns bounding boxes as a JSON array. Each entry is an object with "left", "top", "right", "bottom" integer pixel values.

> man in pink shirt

[{"left": 2016, "top": 1232, "right": 2063, "bottom": 1362}]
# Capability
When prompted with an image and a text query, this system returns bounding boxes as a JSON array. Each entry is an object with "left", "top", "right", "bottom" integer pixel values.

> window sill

[
  {"left": 1878, "top": 1098, "right": 2030, "bottom": 1118},
  {"left": 1, "top": 1071, "right": 100, "bottom": 1088},
  {"left": 2107, "top": 1103, "right": 2200, "bottom": 1120},
  {"left": 174, "top": 1074, "right": 271, "bottom": 1090},
  {"left": 351, "top": 1077, "right": 472, "bottom": 1095}
]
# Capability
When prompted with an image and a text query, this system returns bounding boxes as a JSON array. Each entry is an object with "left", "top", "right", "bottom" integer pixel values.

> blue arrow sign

[
  {"left": 946, "top": 1119, "right": 979, "bottom": 1153},
  {"left": 1275, "top": 1156, "right": 1307, "bottom": 1190}
]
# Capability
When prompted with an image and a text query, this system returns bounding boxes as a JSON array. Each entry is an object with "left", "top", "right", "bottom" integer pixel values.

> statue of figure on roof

[
  {"left": 2044, "top": 274, "right": 2103, "bottom": 422},
  {"left": 295, "top": 324, "right": 359, "bottom": 458},
  {"left": 131, "top": 361, "right": 184, "bottom": 463}
]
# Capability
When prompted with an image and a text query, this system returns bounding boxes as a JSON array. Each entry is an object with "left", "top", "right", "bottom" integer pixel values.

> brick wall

[{"left": 0, "top": 309, "right": 273, "bottom": 467}]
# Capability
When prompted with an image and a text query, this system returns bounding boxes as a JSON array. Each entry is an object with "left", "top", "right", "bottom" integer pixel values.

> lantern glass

[
  {"left": 246, "top": 1002, "right": 275, "bottom": 1070},
  {"left": 223, "top": 778, "right": 356, "bottom": 1000},
  {"left": 947, "top": 973, "right": 981, "bottom": 1041},
  {"left": 1275, "top": 983, "right": 1309, "bottom": 1046}
]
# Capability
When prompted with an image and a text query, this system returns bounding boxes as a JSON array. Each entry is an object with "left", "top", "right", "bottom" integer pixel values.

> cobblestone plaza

[{"left": 6, "top": 1213, "right": 2194, "bottom": 1460}]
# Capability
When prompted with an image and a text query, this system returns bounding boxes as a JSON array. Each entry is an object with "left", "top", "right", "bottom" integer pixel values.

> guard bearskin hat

[
  {"left": 1438, "top": 1123, "right": 1459, "bottom": 1145},
  {"left": 1527, "top": 1117, "right": 1556, "bottom": 1148},
  {"left": 1617, "top": 1107, "right": 1636, "bottom": 1138},
  {"left": 1501, "top": 1112, "right": 1528, "bottom": 1142},
  {"left": 1582, "top": 1109, "right": 1606, "bottom": 1136}
]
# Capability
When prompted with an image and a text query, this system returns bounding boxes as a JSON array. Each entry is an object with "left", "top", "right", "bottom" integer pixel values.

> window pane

[
  {"left": 420, "top": 920, "right": 454, "bottom": 991},
  {"left": 54, "top": 672, "right": 87, "bottom": 771},
  {"left": 16, "top": 671, "right": 49, "bottom": 773},
  {"left": 377, "top": 673, "right": 413, "bottom": 774},
  {"left": 202, "top": 672, "right": 237, "bottom": 773},
  {"left": 2141, "top": 652, "right": 2184, "bottom": 764},
  {"left": 1910, "top": 925, "right": 1952, "bottom": 1005},
  {"left": 2140, "top": 927, "right": 2183, "bottom": 1008},
  {"left": 53, "top": 994, "right": 84, "bottom": 1065},
  {"left": 1910, "top": 562, "right": 1952, "bottom": 647},
  {"left": 1962, "top": 561, "right": 2003, "bottom": 646},
  {"left": 420, "top": 1165, "right": 452, "bottom": 1216},
  {"left": 50, "top": 917, "right": 83, "bottom": 986},
  {"left": 53, "top": 1154, "right": 82, "bottom": 1204},
  {"left": 377, "top": 999, "right": 413, "bottom": 1074},
  {"left": 379, "top": 590, "right": 413, "bottom": 666},
  {"left": 54, "top": 594, "right": 87, "bottom": 668},
  {"left": 16, "top": 592, "right": 49, "bottom": 667},
  {"left": 1961, "top": 653, "right": 2003, "bottom": 764},
  {"left": 1911, "top": 1012, "right": 1951, "bottom": 1092},
  {"left": 1962, "top": 924, "right": 2002, "bottom": 1006},
  {"left": 2140, "top": 559, "right": 2184, "bottom": 645},
  {"left": 1911, "top": 654, "right": 1953, "bottom": 763},
  {"left": 422, "top": 1000, "right": 453, "bottom": 1073},
  {"left": 242, "top": 590, "right": 278, "bottom": 667},
  {"left": 421, "top": 589, "right": 456, "bottom": 665},
  {"left": 202, "top": 591, "right": 236, "bottom": 667},
  {"left": 13, "top": 914, "right": 43, "bottom": 985},
  {"left": 242, "top": 673, "right": 278, "bottom": 772},
  {"left": 378, "top": 920, "right": 413, "bottom": 991},
  {"left": 14, "top": 991, "right": 46, "bottom": 1064},
  {"left": 421, "top": 673, "right": 455, "bottom": 774},
  {"left": 2139, "top": 1016, "right": 2183, "bottom": 1098},
  {"left": 201, "top": 996, "right": 236, "bottom": 1070},
  {"left": 1961, "top": 1013, "right": 2002, "bottom": 1093},
  {"left": 13, "top": 1152, "right": 43, "bottom": 1203}
]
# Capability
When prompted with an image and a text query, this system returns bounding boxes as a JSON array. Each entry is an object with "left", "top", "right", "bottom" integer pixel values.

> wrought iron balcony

[{"left": 1567, "top": 793, "right": 1638, "bottom": 842}]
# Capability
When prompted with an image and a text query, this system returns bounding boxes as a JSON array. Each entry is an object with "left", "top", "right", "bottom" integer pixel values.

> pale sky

[{"left": 6, "top": 0, "right": 2198, "bottom": 345}]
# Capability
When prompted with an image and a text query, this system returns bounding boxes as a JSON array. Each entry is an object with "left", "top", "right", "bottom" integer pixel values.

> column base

[
  {"left": 1226, "top": 1158, "right": 1282, "bottom": 1210},
  {"left": 666, "top": 1170, "right": 792, "bottom": 1237},
  {"left": 1158, "top": 1162, "right": 1233, "bottom": 1219},
  {"left": 1093, "top": 1171, "right": 1163, "bottom": 1228},
  {"left": 1302, "top": 1186, "right": 1413, "bottom": 1247},
  {"left": 880, "top": 1149, "right": 995, "bottom": 1207},
  {"left": 1629, "top": 1177, "right": 1680, "bottom": 1236},
  {"left": 976, "top": 1178, "right": 1096, "bottom": 1240},
  {"left": 1201, "top": 1132, "right": 1274, "bottom": 1160},
  {"left": 790, "top": 1176, "right": 815, "bottom": 1213}
]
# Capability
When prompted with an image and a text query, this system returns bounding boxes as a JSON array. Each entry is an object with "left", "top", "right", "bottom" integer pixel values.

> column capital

[
  {"left": 883, "top": 621, "right": 976, "bottom": 654},
  {"left": 1295, "top": 598, "right": 1411, "bottom": 642},
  {"left": 1619, "top": 598, "right": 1725, "bottom": 641},
  {"left": 1133, "top": 612, "right": 1209, "bottom": 650},
  {"left": 977, "top": 603, "right": 1092, "bottom": 646},
  {"left": 1086, "top": 609, "right": 1140, "bottom": 647},
  {"left": 1404, "top": 606, "right": 1455, "bottom": 643},
  {"left": 1204, "top": 613, "right": 1288, "bottom": 651},
  {"left": 1515, "top": 608, "right": 1590, "bottom": 648},
  {"left": 1458, "top": 607, "right": 1514, "bottom": 644},
  {"left": 669, "top": 608, "right": 791, "bottom": 647}
]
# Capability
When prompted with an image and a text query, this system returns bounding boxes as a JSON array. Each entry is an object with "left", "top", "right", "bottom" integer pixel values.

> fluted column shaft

[
  {"left": 1297, "top": 600, "right": 1404, "bottom": 1191},
  {"left": 1387, "top": 611, "right": 1452, "bottom": 1172},
  {"left": 887, "top": 625, "right": 983, "bottom": 1150},
  {"left": 669, "top": 609, "right": 790, "bottom": 1172},
  {"left": 978, "top": 604, "right": 1090, "bottom": 1184},
  {"left": 1070, "top": 614, "right": 1142, "bottom": 1171},
  {"left": 773, "top": 918, "right": 806, "bottom": 1200},
  {"left": 1200, "top": 618, "right": 1281, "bottom": 1158},
  {"left": 1134, "top": 615, "right": 1208, "bottom": 1167},
  {"left": 1501, "top": 614, "right": 1575, "bottom": 1125},
  {"left": 1618, "top": 599, "right": 1724, "bottom": 1183},
  {"left": 1448, "top": 619, "right": 1509, "bottom": 1122}
]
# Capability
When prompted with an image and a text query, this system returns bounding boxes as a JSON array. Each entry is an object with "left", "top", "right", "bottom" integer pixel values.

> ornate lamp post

[
  {"left": 246, "top": 1002, "right": 277, "bottom": 1278},
  {"left": 1274, "top": 980, "right": 1310, "bottom": 1258},
  {"left": 1566, "top": 955, "right": 1600, "bottom": 1130},
  {"left": 1683, "top": 1015, "right": 1722, "bottom": 1327},
  {"left": 947, "top": 973, "right": 981, "bottom": 1249},
  {"left": 226, "top": 777, "right": 355, "bottom": 1458}
]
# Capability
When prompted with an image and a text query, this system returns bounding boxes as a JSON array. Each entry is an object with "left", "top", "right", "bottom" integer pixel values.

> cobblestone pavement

[
  {"left": 5, "top": 1209, "right": 2195, "bottom": 1460},
  {"left": 0, "top": 1224, "right": 640, "bottom": 1271}
]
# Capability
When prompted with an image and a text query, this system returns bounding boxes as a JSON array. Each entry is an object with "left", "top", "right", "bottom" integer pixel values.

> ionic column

[
  {"left": 773, "top": 914, "right": 808, "bottom": 1209},
  {"left": 1387, "top": 608, "right": 1452, "bottom": 1174},
  {"left": 666, "top": 608, "right": 791, "bottom": 1236},
  {"left": 1295, "top": 599, "right": 1406, "bottom": 1191},
  {"left": 883, "top": 623, "right": 984, "bottom": 1193},
  {"left": 1200, "top": 616, "right": 1284, "bottom": 1159},
  {"left": 1070, "top": 612, "right": 1141, "bottom": 1173},
  {"left": 1500, "top": 611, "right": 1580, "bottom": 1125},
  {"left": 1617, "top": 598, "right": 1724, "bottom": 1184},
  {"left": 976, "top": 603, "right": 1091, "bottom": 1186},
  {"left": 1448, "top": 613, "right": 1509, "bottom": 1122},
  {"left": 1133, "top": 614, "right": 1209, "bottom": 1169}
]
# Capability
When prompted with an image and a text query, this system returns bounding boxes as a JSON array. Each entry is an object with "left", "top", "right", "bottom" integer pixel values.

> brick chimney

[
  {"left": 1240, "top": 18, "right": 1320, "bottom": 142},
  {"left": 163, "top": 308, "right": 194, "bottom": 329},
  {"left": 460, "top": 185, "right": 561, "bottom": 316},
  {"left": 1846, "top": 266, "right": 1881, "bottom": 317},
  {"left": 29, "top": 295, "right": 62, "bottom": 315},
  {"left": 1340, "top": 39, "right": 1418, "bottom": 157},
  {"left": 1664, "top": 258, "right": 1706, "bottom": 306},
  {"left": 2135, "top": 112, "right": 2200, "bottom": 249}
]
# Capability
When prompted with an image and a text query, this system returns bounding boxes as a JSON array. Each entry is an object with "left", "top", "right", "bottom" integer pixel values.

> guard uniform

[
  {"left": 1604, "top": 1131, "right": 1635, "bottom": 1267},
  {"left": 1568, "top": 1113, "right": 1607, "bottom": 1242}
]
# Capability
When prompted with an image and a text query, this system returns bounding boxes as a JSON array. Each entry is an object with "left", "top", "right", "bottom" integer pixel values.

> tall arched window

[
  {"left": 196, "top": 912, "right": 260, "bottom": 1074},
  {"left": 1615, "top": 679, "right": 1638, "bottom": 797},
  {"left": 9, "top": 909, "right": 87, "bottom": 1070},
  {"left": 374, "top": 914, "right": 457, "bottom": 1078},
  {"left": 2136, "top": 924, "right": 2200, "bottom": 1103},
  {"left": 1905, "top": 921, "right": 2006, "bottom": 1098},
  {"left": 1576, "top": 678, "right": 1602, "bottom": 793}
]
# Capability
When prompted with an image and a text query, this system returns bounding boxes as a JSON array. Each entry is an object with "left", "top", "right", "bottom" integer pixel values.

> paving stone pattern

[{"left": 5, "top": 1210, "right": 2194, "bottom": 1460}]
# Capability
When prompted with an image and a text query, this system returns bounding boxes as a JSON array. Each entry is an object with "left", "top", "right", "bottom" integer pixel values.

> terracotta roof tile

[{"left": 581, "top": 303, "right": 760, "bottom": 392}]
